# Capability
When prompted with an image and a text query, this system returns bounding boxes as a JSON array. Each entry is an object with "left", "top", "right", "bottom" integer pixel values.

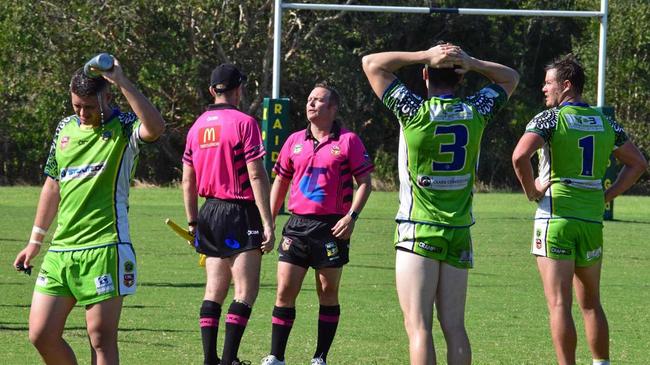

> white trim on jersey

[{"left": 396, "top": 127, "right": 414, "bottom": 221}]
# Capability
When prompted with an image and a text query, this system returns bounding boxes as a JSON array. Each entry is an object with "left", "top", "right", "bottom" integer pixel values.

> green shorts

[
  {"left": 394, "top": 221, "right": 473, "bottom": 269},
  {"left": 34, "top": 243, "right": 137, "bottom": 305},
  {"left": 531, "top": 218, "right": 603, "bottom": 267}
]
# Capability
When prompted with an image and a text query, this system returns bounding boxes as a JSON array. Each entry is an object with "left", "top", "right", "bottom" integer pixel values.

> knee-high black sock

[
  {"left": 200, "top": 300, "right": 221, "bottom": 365},
  {"left": 270, "top": 306, "right": 296, "bottom": 361},
  {"left": 314, "top": 304, "right": 340, "bottom": 361},
  {"left": 221, "top": 300, "right": 252, "bottom": 365}
]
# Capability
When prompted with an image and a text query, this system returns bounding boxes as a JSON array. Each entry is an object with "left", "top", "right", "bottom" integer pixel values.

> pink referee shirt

[
  {"left": 274, "top": 122, "right": 374, "bottom": 215},
  {"left": 183, "top": 104, "right": 265, "bottom": 200}
]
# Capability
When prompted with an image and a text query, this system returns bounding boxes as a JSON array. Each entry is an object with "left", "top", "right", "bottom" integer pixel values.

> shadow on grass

[
  {"left": 140, "top": 282, "right": 277, "bottom": 289},
  {"left": 0, "top": 322, "right": 194, "bottom": 333}
]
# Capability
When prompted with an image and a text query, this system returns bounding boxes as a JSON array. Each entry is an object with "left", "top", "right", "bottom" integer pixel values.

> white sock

[{"left": 593, "top": 360, "right": 610, "bottom": 365}]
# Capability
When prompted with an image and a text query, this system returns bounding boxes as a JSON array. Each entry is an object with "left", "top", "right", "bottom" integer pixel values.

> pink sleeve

[
  {"left": 183, "top": 127, "right": 195, "bottom": 166},
  {"left": 273, "top": 133, "right": 295, "bottom": 179},
  {"left": 242, "top": 117, "right": 266, "bottom": 162},
  {"left": 348, "top": 134, "right": 374, "bottom": 178}
]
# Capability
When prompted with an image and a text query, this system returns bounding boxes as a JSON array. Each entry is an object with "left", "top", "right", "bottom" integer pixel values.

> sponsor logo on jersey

[
  {"left": 207, "top": 115, "right": 219, "bottom": 121},
  {"left": 123, "top": 273, "right": 135, "bottom": 287},
  {"left": 247, "top": 230, "right": 260, "bottom": 236},
  {"left": 60, "top": 136, "right": 70, "bottom": 150},
  {"left": 417, "top": 174, "right": 471, "bottom": 190},
  {"left": 95, "top": 274, "right": 115, "bottom": 295},
  {"left": 586, "top": 247, "right": 602, "bottom": 261},
  {"left": 199, "top": 126, "right": 221, "bottom": 149},
  {"left": 430, "top": 103, "right": 473, "bottom": 122},
  {"left": 101, "top": 130, "right": 112, "bottom": 141},
  {"left": 331, "top": 145, "right": 341, "bottom": 156},
  {"left": 417, "top": 241, "right": 443, "bottom": 253},
  {"left": 535, "top": 238, "right": 543, "bottom": 249},
  {"left": 282, "top": 237, "right": 292, "bottom": 251},
  {"left": 124, "top": 260, "right": 134, "bottom": 273},
  {"left": 60, "top": 162, "right": 106, "bottom": 181},
  {"left": 565, "top": 114, "right": 604, "bottom": 132},
  {"left": 293, "top": 144, "right": 303, "bottom": 154},
  {"left": 550, "top": 247, "right": 572, "bottom": 256},
  {"left": 325, "top": 241, "right": 339, "bottom": 258}
]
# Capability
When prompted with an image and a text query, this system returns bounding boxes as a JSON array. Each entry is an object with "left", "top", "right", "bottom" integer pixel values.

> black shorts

[
  {"left": 278, "top": 214, "right": 350, "bottom": 269},
  {"left": 196, "top": 198, "right": 263, "bottom": 258}
]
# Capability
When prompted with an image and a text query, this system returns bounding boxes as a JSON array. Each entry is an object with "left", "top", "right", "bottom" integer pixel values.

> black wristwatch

[
  {"left": 348, "top": 210, "right": 359, "bottom": 221},
  {"left": 188, "top": 220, "right": 198, "bottom": 226}
]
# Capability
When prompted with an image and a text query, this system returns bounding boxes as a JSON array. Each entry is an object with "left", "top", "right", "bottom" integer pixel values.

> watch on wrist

[{"left": 348, "top": 210, "right": 359, "bottom": 221}]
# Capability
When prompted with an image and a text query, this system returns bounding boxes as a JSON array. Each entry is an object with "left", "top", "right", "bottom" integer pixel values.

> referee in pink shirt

[
  {"left": 260, "top": 82, "right": 373, "bottom": 365},
  {"left": 182, "top": 64, "right": 275, "bottom": 365}
]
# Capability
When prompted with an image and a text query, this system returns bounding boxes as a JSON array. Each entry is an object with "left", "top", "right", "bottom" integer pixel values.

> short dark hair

[
  {"left": 545, "top": 54, "right": 585, "bottom": 95},
  {"left": 426, "top": 40, "right": 462, "bottom": 89},
  {"left": 314, "top": 81, "right": 340, "bottom": 108},
  {"left": 70, "top": 67, "right": 108, "bottom": 96}
]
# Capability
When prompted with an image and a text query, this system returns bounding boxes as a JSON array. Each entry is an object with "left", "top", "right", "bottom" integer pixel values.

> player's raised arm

[
  {"left": 101, "top": 58, "right": 165, "bottom": 142},
  {"left": 362, "top": 44, "right": 459, "bottom": 99},
  {"left": 453, "top": 49, "right": 520, "bottom": 98}
]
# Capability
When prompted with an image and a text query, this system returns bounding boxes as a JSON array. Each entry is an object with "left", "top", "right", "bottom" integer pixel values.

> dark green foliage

[{"left": 1, "top": 0, "right": 647, "bottom": 190}]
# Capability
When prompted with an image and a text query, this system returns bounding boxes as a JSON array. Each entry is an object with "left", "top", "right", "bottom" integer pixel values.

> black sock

[
  {"left": 200, "top": 300, "right": 221, "bottom": 365},
  {"left": 314, "top": 304, "right": 340, "bottom": 361},
  {"left": 270, "top": 306, "right": 296, "bottom": 361},
  {"left": 221, "top": 300, "right": 252, "bottom": 365}
]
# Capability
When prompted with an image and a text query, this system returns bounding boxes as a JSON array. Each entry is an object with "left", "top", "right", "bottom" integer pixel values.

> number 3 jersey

[
  {"left": 525, "top": 103, "right": 628, "bottom": 223},
  {"left": 382, "top": 80, "right": 508, "bottom": 227}
]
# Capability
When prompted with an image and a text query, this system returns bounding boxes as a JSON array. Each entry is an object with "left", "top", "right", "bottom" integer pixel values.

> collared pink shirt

[
  {"left": 274, "top": 123, "right": 374, "bottom": 215},
  {"left": 183, "top": 104, "right": 265, "bottom": 200}
]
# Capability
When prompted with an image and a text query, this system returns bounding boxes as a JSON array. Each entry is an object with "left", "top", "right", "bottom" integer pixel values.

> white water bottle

[{"left": 84, "top": 53, "right": 114, "bottom": 78}]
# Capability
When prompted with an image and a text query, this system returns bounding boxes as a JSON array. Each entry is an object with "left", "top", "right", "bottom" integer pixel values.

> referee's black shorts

[
  {"left": 278, "top": 214, "right": 350, "bottom": 269},
  {"left": 196, "top": 198, "right": 263, "bottom": 258}
]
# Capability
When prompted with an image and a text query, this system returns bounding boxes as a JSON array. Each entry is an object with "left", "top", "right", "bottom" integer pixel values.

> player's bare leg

[
  {"left": 436, "top": 263, "right": 470, "bottom": 365},
  {"left": 86, "top": 296, "right": 123, "bottom": 365},
  {"left": 276, "top": 261, "right": 308, "bottom": 307},
  {"left": 205, "top": 256, "right": 234, "bottom": 303},
  {"left": 574, "top": 261, "right": 609, "bottom": 361},
  {"left": 315, "top": 268, "right": 342, "bottom": 306},
  {"left": 29, "top": 292, "right": 78, "bottom": 365},
  {"left": 396, "top": 250, "right": 438, "bottom": 365},
  {"left": 537, "top": 256, "right": 576, "bottom": 365},
  {"left": 230, "top": 249, "right": 262, "bottom": 305}
]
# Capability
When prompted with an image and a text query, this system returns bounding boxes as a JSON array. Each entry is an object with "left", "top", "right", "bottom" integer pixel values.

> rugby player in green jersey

[
  {"left": 13, "top": 56, "right": 165, "bottom": 365},
  {"left": 512, "top": 55, "right": 647, "bottom": 365},
  {"left": 363, "top": 43, "right": 518, "bottom": 365}
]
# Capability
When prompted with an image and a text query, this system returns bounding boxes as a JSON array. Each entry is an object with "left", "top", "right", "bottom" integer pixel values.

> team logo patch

[
  {"left": 36, "top": 274, "right": 48, "bottom": 287},
  {"left": 199, "top": 126, "right": 221, "bottom": 149},
  {"left": 325, "top": 241, "right": 339, "bottom": 258},
  {"left": 124, "top": 260, "right": 134, "bottom": 273},
  {"left": 536, "top": 229, "right": 542, "bottom": 238},
  {"left": 101, "top": 130, "right": 112, "bottom": 141},
  {"left": 94, "top": 274, "right": 115, "bottom": 295},
  {"left": 282, "top": 237, "right": 293, "bottom": 251},
  {"left": 293, "top": 144, "right": 303, "bottom": 154},
  {"left": 331, "top": 145, "right": 341, "bottom": 156},
  {"left": 586, "top": 247, "right": 602, "bottom": 261},
  {"left": 60, "top": 136, "right": 70, "bottom": 150},
  {"left": 123, "top": 273, "right": 135, "bottom": 287},
  {"left": 535, "top": 238, "right": 542, "bottom": 249},
  {"left": 225, "top": 234, "right": 241, "bottom": 249}
]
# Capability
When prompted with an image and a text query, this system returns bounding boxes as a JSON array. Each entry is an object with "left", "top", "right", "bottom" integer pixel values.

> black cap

[{"left": 210, "top": 64, "right": 246, "bottom": 92}]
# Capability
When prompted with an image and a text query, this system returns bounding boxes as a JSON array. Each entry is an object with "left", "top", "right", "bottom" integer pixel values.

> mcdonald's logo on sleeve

[{"left": 199, "top": 126, "right": 221, "bottom": 149}]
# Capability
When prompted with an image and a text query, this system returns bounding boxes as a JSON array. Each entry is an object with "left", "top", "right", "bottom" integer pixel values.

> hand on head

[{"left": 427, "top": 43, "right": 472, "bottom": 74}]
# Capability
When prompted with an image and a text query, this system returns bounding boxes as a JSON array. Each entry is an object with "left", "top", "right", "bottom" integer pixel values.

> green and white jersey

[
  {"left": 382, "top": 80, "right": 508, "bottom": 227},
  {"left": 44, "top": 110, "right": 143, "bottom": 251},
  {"left": 526, "top": 103, "right": 628, "bottom": 223}
]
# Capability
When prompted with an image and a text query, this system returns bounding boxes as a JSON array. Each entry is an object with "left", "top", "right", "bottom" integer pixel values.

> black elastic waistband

[
  {"left": 292, "top": 213, "right": 344, "bottom": 223},
  {"left": 205, "top": 197, "right": 255, "bottom": 206}
]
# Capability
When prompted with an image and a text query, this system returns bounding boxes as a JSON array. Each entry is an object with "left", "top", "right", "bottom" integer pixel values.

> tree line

[{"left": 1, "top": 0, "right": 648, "bottom": 192}]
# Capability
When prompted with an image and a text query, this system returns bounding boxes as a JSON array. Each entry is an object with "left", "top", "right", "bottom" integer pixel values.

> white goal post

[{"left": 271, "top": 0, "right": 609, "bottom": 106}]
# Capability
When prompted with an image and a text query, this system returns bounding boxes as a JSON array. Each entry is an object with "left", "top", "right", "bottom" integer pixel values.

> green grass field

[{"left": 1, "top": 187, "right": 649, "bottom": 364}]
